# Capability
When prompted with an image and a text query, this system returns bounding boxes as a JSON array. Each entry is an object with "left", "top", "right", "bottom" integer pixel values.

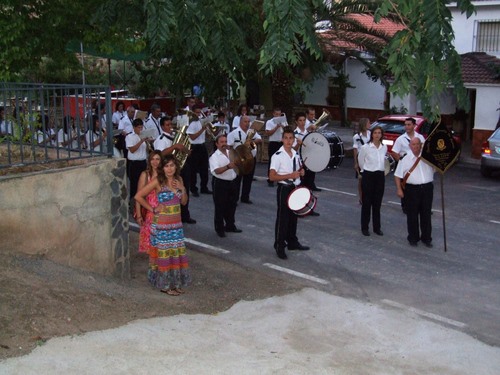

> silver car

[{"left": 481, "top": 127, "right": 500, "bottom": 177}]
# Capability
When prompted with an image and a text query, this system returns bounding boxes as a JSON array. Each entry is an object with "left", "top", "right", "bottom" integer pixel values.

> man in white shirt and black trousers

[
  {"left": 265, "top": 107, "right": 285, "bottom": 187},
  {"left": 394, "top": 137, "right": 435, "bottom": 248},
  {"left": 126, "top": 119, "right": 152, "bottom": 202},
  {"left": 144, "top": 103, "right": 162, "bottom": 140},
  {"left": 269, "top": 126, "right": 310, "bottom": 260},
  {"left": 209, "top": 134, "right": 241, "bottom": 237}
]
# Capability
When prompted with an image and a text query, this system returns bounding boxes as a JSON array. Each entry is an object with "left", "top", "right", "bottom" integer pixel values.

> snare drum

[
  {"left": 287, "top": 187, "right": 317, "bottom": 216},
  {"left": 319, "top": 131, "right": 344, "bottom": 169},
  {"left": 300, "top": 132, "right": 331, "bottom": 172}
]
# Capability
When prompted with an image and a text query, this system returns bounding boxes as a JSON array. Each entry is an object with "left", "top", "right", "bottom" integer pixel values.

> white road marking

[
  {"left": 387, "top": 201, "right": 401, "bottom": 206},
  {"left": 319, "top": 187, "right": 357, "bottom": 196},
  {"left": 490, "top": 220, "right": 500, "bottom": 225},
  {"left": 263, "top": 263, "right": 330, "bottom": 285},
  {"left": 464, "top": 185, "right": 499, "bottom": 192},
  {"left": 185, "top": 238, "right": 230, "bottom": 254},
  {"left": 381, "top": 299, "right": 467, "bottom": 328}
]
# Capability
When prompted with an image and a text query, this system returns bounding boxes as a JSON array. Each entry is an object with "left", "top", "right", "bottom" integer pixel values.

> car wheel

[{"left": 480, "top": 165, "right": 492, "bottom": 177}]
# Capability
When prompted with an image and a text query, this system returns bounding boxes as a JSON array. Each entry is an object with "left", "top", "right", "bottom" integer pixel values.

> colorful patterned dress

[
  {"left": 148, "top": 186, "right": 191, "bottom": 290},
  {"left": 138, "top": 176, "right": 158, "bottom": 253}
]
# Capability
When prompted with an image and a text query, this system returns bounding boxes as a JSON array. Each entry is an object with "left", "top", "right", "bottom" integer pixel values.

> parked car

[
  {"left": 370, "top": 115, "right": 461, "bottom": 153},
  {"left": 480, "top": 127, "right": 500, "bottom": 177}
]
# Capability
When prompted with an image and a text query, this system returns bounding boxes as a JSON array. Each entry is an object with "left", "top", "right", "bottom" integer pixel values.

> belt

[{"left": 406, "top": 182, "right": 432, "bottom": 187}]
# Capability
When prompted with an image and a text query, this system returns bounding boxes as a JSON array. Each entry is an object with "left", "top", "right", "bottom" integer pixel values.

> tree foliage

[{"left": 0, "top": 0, "right": 476, "bottom": 121}]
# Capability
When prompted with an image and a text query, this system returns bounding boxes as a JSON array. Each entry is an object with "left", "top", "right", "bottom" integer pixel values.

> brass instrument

[
  {"left": 171, "top": 125, "right": 192, "bottom": 169},
  {"left": 310, "top": 109, "right": 331, "bottom": 131},
  {"left": 199, "top": 111, "right": 217, "bottom": 141}
]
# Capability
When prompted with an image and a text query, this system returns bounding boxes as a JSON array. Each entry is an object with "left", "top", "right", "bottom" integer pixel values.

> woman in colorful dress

[
  {"left": 135, "top": 155, "right": 191, "bottom": 296},
  {"left": 135, "top": 150, "right": 162, "bottom": 254}
]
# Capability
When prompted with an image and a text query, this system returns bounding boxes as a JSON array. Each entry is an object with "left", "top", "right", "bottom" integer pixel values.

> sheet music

[
  {"left": 139, "top": 128, "right": 157, "bottom": 140},
  {"left": 273, "top": 115, "right": 287, "bottom": 126}
]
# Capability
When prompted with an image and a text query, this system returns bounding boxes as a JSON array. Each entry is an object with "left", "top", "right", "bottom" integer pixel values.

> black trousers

[
  {"left": 212, "top": 177, "right": 238, "bottom": 232},
  {"left": 361, "top": 170, "right": 385, "bottom": 232},
  {"left": 235, "top": 157, "right": 256, "bottom": 201},
  {"left": 127, "top": 159, "right": 147, "bottom": 200},
  {"left": 180, "top": 162, "right": 192, "bottom": 221},
  {"left": 267, "top": 141, "right": 282, "bottom": 182},
  {"left": 405, "top": 182, "right": 433, "bottom": 244},
  {"left": 189, "top": 144, "right": 209, "bottom": 193},
  {"left": 275, "top": 184, "right": 299, "bottom": 249}
]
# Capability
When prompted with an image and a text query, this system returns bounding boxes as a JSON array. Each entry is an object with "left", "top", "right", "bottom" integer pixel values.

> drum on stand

[
  {"left": 319, "top": 131, "right": 344, "bottom": 169},
  {"left": 287, "top": 187, "right": 317, "bottom": 216},
  {"left": 299, "top": 132, "right": 331, "bottom": 172},
  {"left": 384, "top": 154, "right": 396, "bottom": 175}
]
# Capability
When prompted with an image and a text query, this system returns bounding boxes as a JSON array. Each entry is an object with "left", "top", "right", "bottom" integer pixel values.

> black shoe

[
  {"left": 374, "top": 229, "right": 384, "bottom": 236},
  {"left": 216, "top": 231, "right": 226, "bottom": 238},
  {"left": 225, "top": 227, "right": 242, "bottom": 233},
  {"left": 183, "top": 218, "right": 197, "bottom": 224},
  {"left": 276, "top": 248, "right": 287, "bottom": 260},
  {"left": 409, "top": 241, "right": 418, "bottom": 247},
  {"left": 311, "top": 187, "right": 322, "bottom": 192},
  {"left": 191, "top": 191, "right": 200, "bottom": 197},
  {"left": 288, "top": 243, "right": 310, "bottom": 251},
  {"left": 362, "top": 229, "right": 370, "bottom": 236},
  {"left": 309, "top": 211, "right": 320, "bottom": 216},
  {"left": 201, "top": 189, "right": 213, "bottom": 194},
  {"left": 241, "top": 199, "right": 253, "bottom": 204},
  {"left": 422, "top": 241, "right": 433, "bottom": 248}
]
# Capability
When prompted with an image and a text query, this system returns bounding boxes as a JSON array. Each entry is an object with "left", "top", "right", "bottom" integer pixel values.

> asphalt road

[{"left": 176, "top": 158, "right": 500, "bottom": 347}]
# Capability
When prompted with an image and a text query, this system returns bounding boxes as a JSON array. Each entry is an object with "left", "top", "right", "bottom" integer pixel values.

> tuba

[
  {"left": 310, "top": 109, "right": 330, "bottom": 131},
  {"left": 171, "top": 125, "right": 192, "bottom": 169}
]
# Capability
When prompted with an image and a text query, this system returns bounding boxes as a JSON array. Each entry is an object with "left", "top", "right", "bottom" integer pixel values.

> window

[{"left": 475, "top": 20, "right": 500, "bottom": 53}]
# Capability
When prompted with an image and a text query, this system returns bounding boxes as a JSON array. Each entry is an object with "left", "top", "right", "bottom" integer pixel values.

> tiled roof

[
  {"left": 461, "top": 52, "right": 500, "bottom": 84},
  {"left": 318, "top": 14, "right": 404, "bottom": 55}
]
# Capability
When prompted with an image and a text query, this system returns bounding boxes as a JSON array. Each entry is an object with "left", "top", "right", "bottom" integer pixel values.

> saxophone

[{"left": 171, "top": 125, "right": 191, "bottom": 169}]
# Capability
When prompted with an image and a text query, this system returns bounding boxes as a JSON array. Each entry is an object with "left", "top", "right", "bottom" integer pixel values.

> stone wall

[{"left": 0, "top": 158, "right": 130, "bottom": 278}]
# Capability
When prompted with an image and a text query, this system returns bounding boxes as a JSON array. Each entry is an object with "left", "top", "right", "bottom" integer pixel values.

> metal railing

[{"left": 0, "top": 82, "right": 114, "bottom": 169}]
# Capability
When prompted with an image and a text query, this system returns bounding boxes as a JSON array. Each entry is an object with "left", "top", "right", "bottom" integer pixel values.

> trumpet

[{"left": 309, "top": 109, "right": 330, "bottom": 131}]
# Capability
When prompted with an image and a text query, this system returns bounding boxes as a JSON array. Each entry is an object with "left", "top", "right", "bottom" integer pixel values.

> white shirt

[
  {"left": 232, "top": 115, "right": 241, "bottom": 130},
  {"left": 358, "top": 142, "right": 387, "bottom": 172},
  {"left": 352, "top": 131, "right": 371, "bottom": 150},
  {"left": 0, "top": 120, "right": 12, "bottom": 135},
  {"left": 392, "top": 132, "right": 425, "bottom": 157},
  {"left": 118, "top": 116, "right": 134, "bottom": 134},
  {"left": 112, "top": 110, "right": 125, "bottom": 126},
  {"left": 209, "top": 149, "right": 237, "bottom": 181},
  {"left": 395, "top": 152, "right": 434, "bottom": 185},
  {"left": 305, "top": 118, "right": 314, "bottom": 131},
  {"left": 227, "top": 127, "right": 262, "bottom": 157},
  {"left": 57, "top": 128, "right": 79, "bottom": 149},
  {"left": 214, "top": 121, "right": 230, "bottom": 135},
  {"left": 126, "top": 132, "right": 147, "bottom": 160},
  {"left": 293, "top": 127, "right": 308, "bottom": 148},
  {"left": 270, "top": 146, "right": 301, "bottom": 186},
  {"left": 144, "top": 115, "right": 161, "bottom": 139},
  {"left": 266, "top": 117, "right": 284, "bottom": 142},
  {"left": 187, "top": 120, "right": 205, "bottom": 144},
  {"left": 85, "top": 130, "right": 103, "bottom": 152},
  {"left": 154, "top": 131, "right": 174, "bottom": 151}
]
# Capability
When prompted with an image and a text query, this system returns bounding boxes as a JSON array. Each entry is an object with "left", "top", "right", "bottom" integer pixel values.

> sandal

[
  {"left": 161, "top": 289, "right": 180, "bottom": 296},
  {"left": 175, "top": 288, "right": 185, "bottom": 294}
]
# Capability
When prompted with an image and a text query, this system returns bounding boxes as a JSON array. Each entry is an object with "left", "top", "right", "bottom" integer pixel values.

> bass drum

[
  {"left": 319, "top": 131, "right": 344, "bottom": 169},
  {"left": 299, "top": 132, "right": 331, "bottom": 172},
  {"left": 287, "top": 187, "right": 317, "bottom": 216}
]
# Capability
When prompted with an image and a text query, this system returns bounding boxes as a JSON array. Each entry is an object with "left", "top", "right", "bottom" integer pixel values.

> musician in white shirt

[
  {"left": 231, "top": 104, "right": 248, "bottom": 131},
  {"left": 395, "top": 137, "right": 435, "bottom": 248},
  {"left": 305, "top": 108, "right": 317, "bottom": 131},
  {"left": 358, "top": 125, "right": 387, "bottom": 237},
  {"left": 353, "top": 118, "right": 372, "bottom": 204},
  {"left": 214, "top": 112, "right": 230, "bottom": 135},
  {"left": 391, "top": 117, "right": 425, "bottom": 161},
  {"left": 265, "top": 107, "right": 285, "bottom": 186},
  {"left": 186, "top": 106, "right": 211, "bottom": 196},
  {"left": 269, "top": 127, "right": 309, "bottom": 260},
  {"left": 144, "top": 103, "right": 162, "bottom": 139},
  {"left": 112, "top": 101, "right": 126, "bottom": 128},
  {"left": 126, "top": 119, "right": 151, "bottom": 201},
  {"left": 227, "top": 115, "right": 262, "bottom": 204},
  {"left": 209, "top": 134, "right": 240, "bottom": 237}
]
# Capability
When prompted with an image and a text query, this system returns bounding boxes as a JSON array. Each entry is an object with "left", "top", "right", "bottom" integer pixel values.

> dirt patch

[{"left": 0, "top": 232, "right": 301, "bottom": 360}]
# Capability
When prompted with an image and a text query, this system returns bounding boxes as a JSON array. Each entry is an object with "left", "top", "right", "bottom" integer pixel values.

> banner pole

[{"left": 440, "top": 173, "right": 447, "bottom": 252}]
